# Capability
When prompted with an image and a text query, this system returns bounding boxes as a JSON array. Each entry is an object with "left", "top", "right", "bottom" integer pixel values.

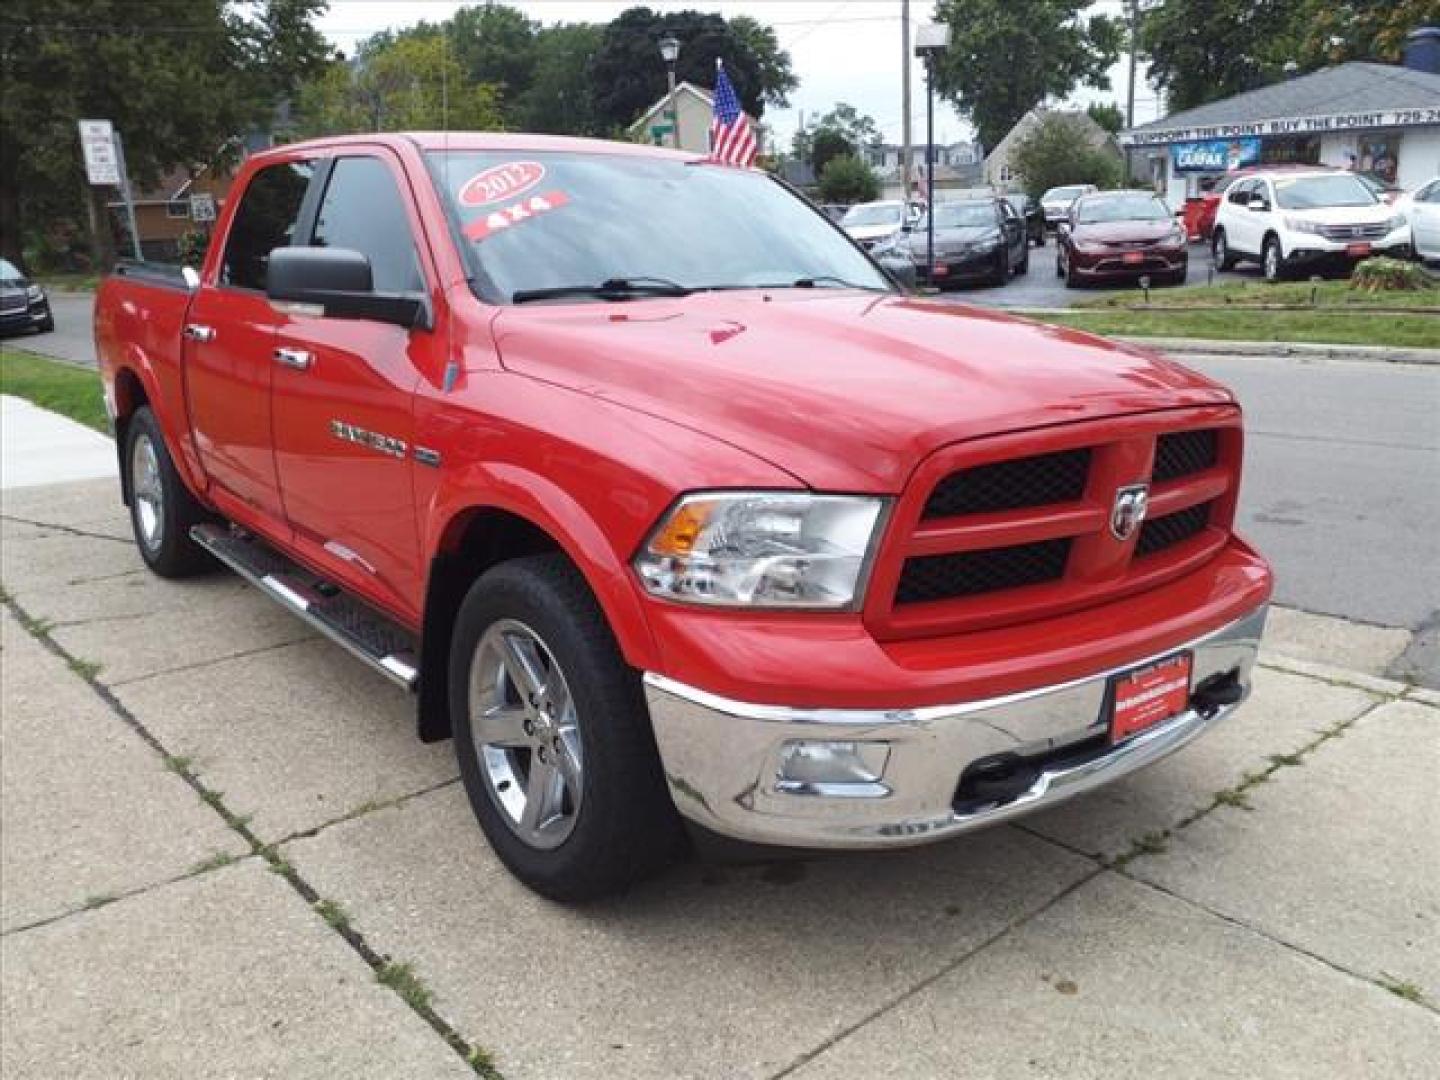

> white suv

[{"left": 1211, "top": 170, "right": 1409, "bottom": 281}]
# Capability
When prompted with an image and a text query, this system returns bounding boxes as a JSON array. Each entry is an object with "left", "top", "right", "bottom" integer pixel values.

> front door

[
  {"left": 185, "top": 157, "right": 315, "bottom": 520},
  {"left": 271, "top": 153, "right": 432, "bottom": 615}
]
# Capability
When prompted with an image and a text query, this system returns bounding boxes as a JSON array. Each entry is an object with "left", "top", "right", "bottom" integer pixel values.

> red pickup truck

[{"left": 95, "top": 133, "right": 1272, "bottom": 900}]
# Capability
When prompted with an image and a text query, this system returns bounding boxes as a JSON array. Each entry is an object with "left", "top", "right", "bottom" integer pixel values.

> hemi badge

[{"left": 414, "top": 447, "right": 442, "bottom": 468}]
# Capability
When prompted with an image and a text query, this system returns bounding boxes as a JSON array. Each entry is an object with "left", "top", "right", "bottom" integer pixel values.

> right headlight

[{"left": 634, "top": 491, "right": 888, "bottom": 610}]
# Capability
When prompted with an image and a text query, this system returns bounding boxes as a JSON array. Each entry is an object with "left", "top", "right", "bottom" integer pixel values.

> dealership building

[{"left": 1120, "top": 28, "right": 1440, "bottom": 206}]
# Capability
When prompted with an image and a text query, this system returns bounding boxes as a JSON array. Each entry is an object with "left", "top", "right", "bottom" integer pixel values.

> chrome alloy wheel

[
  {"left": 468, "top": 619, "right": 583, "bottom": 850},
  {"left": 130, "top": 432, "right": 165, "bottom": 552}
]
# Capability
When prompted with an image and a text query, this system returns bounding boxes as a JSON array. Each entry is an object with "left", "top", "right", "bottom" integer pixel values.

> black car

[
  {"left": 0, "top": 258, "right": 53, "bottom": 335},
  {"left": 880, "top": 197, "right": 1029, "bottom": 287},
  {"left": 1003, "top": 193, "right": 1046, "bottom": 247}
]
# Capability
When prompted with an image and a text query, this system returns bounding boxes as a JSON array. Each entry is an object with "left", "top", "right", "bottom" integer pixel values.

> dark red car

[{"left": 1057, "top": 191, "right": 1189, "bottom": 287}]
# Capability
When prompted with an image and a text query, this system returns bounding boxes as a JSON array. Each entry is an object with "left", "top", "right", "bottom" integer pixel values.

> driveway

[{"left": 2, "top": 476, "right": 1437, "bottom": 1078}]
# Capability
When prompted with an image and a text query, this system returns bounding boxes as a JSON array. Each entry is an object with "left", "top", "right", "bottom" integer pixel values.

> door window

[
  {"left": 1226, "top": 180, "right": 1255, "bottom": 206},
  {"left": 220, "top": 161, "right": 314, "bottom": 291},
  {"left": 311, "top": 157, "right": 424, "bottom": 293}
]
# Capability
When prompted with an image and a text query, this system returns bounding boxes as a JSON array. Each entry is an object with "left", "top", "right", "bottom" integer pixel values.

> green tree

[
  {"left": 1010, "top": 113, "right": 1122, "bottom": 198},
  {"left": 793, "top": 103, "right": 882, "bottom": 171},
  {"left": 930, "top": 0, "right": 1123, "bottom": 154},
  {"left": 587, "top": 7, "right": 796, "bottom": 134},
  {"left": 818, "top": 156, "right": 879, "bottom": 204},
  {"left": 519, "top": 23, "right": 605, "bottom": 135},
  {"left": 295, "top": 33, "right": 505, "bottom": 136},
  {"left": 726, "top": 15, "right": 798, "bottom": 109},
  {"left": 0, "top": 0, "right": 329, "bottom": 269},
  {"left": 1291, "top": 0, "right": 1438, "bottom": 68},
  {"left": 1140, "top": 1, "right": 1300, "bottom": 113},
  {"left": 1086, "top": 101, "right": 1125, "bottom": 134}
]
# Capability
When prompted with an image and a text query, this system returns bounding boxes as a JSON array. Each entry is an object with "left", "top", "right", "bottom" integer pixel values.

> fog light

[{"left": 778, "top": 740, "right": 890, "bottom": 785}]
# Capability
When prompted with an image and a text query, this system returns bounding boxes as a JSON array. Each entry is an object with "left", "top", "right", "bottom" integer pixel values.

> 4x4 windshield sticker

[
  {"left": 459, "top": 161, "right": 546, "bottom": 207},
  {"left": 463, "top": 191, "right": 570, "bottom": 242}
]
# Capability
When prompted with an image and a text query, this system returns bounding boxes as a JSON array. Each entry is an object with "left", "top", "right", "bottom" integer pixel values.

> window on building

[{"left": 166, "top": 201, "right": 190, "bottom": 220}]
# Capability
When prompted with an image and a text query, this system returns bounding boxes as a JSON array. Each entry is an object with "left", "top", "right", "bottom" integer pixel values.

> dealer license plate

[
  {"left": 1346, "top": 242, "right": 1372, "bottom": 257},
  {"left": 1122, "top": 252, "right": 1145, "bottom": 265},
  {"left": 1110, "top": 653, "right": 1192, "bottom": 742}
]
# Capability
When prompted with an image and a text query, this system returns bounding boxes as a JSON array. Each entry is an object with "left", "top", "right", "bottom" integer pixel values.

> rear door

[
  {"left": 270, "top": 152, "right": 432, "bottom": 614},
  {"left": 185, "top": 156, "right": 316, "bottom": 519}
]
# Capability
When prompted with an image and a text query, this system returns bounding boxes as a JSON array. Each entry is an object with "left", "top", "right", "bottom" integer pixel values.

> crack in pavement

[
  {"left": 1, "top": 592, "right": 500, "bottom": 1078},
  {"left": 0, "top": 514, "right": 133, "bottom": 545}
]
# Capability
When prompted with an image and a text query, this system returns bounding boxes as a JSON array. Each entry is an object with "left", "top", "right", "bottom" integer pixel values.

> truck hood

[{"left": 491, "top": 291, "right": 1233, "bottom": 491}]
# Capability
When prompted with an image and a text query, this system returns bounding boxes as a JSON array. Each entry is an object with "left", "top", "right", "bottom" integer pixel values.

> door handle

[
  {"left": 183, "top": 323, "right": 216, "bottom": 343},
  {"left": 274, "top": 347, "right": 313, "bottom": 371}
]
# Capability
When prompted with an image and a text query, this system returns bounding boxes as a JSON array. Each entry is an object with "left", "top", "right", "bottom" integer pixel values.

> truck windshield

[{"left": 427, "top": 151, "right": 892, "bottom": 303}]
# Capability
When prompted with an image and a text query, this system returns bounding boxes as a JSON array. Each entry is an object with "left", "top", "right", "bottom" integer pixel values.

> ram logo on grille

[{"left": 1110, "top": 483, "right": 1150, "bottom": 541}]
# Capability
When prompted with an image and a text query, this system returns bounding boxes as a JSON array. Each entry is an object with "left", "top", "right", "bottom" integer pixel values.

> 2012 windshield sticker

[
  {"left": 458, "top": 161, "right": 546, "bottom": 206},
  {"left": 463, "top": 191, "right": 570, "bottom": 242}
]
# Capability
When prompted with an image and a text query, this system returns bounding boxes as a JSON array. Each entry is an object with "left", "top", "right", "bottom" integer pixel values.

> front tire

[
  {"left": 1263, "top": 236, "right": 1286, "bottom": 282},
  {"left": 1213, "top": 228, "right": 1238, "bottom": 270},
  {"left": 125, "top": 406, "right": 212, "bottom": 577},
  {"left": 449, "top": 555, "right": 683, "bottom": 901},
  {"left": 37, "top": 315, "right": 54, "bottom": 333}
]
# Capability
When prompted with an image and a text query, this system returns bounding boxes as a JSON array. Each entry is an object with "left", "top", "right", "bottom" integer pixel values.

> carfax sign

[{"left": 1170, "top": 136, "right": 1261, "bottom": 173}]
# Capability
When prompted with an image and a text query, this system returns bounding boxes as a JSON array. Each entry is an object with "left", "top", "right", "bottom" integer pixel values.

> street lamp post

[
  {"left": 915, "top": 23, "right": 950, "bottom": 290},
  {"left": 659, "top": 36, "right": 681, "bottom": 149}
]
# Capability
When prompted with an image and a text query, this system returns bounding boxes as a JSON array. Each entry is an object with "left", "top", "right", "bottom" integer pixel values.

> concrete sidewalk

[
  {"left": 0, "top": 395, "right": 115, "bottom": 490},
  {"left": 3, "top": 477, "right": 1438, "bottom": 1079}
]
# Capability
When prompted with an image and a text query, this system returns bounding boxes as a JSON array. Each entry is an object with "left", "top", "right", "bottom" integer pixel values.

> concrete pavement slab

[
  {"left": 0, "top": 396, "right": 114, "bottom": 490},
  {"left": 48, "top": 579, "right": 315, "bottom": 686},
  {"left": 0, "top": 612, "right": 243, "bottom": 932},
  {"left": 789, "top": 872, "right": 1440, "bottom": 1080},
  {"left": 1, "top": 476, "right": 126, "bottom": 533},
  {"left": 1, "top": 567, "right": 253, "bottom": 630},
  {"left": 1261, "top": 606, "right": 1412, "bottom": 679},
  {"left": 283, "top": 785, "right": 1094, "bottom": 1080},
  {"left": 1, "top": 528, "right": 142, "bottom": 595},
  {"left": 1024, "top": 666, "right": 1378, "bottom": 860},
  {"left": 115, "top": 638, "right": 455, "bottom": 839},
  {"left": 1260, "top": 652, "right": 1409, "bottom": 697},
  {"left": 1408, "top": 687, "right": 1440, "bottom": 707},
  {"left": 0, "top": 861, "right": 475, "bottom": 1080},
  {"left": 1130, "top": 698, "right": 1440, "bottom": 1004}
]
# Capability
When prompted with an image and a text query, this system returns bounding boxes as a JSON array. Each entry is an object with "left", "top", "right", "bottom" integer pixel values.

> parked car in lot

[
  {"left": 1211, "top": 169, "right": 1411, "bottom": 281},
  {"left": 0, "top": 258, "right": 54, "bottom": 335},
  {"left": 1397, "top": 177, "right": 1440, "bottom": 261},
  {"left": 1039, "top": 184, "right": 1097, "bottom": 231},
  {"left": 95, "top": 133, "right": 1272, "bottom": 900},
  {"left": 1191, "top": 165, "right": 1328, "bottom": 241},
  {"left": 880, "top": 197, "right": 1029, "bottom": 286},
  {"left": 1003, "top": 193, "right": 1046, "bottom": 246},
  {"left": 1057, "top": 191, "right": 1189, "bottom": 288},
  {"left": 840, "top": 199, "right": 909, "bottom": 250}
]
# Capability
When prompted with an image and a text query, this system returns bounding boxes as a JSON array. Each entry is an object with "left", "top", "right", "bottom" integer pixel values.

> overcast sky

[{"left": 317, "top": 0, "right": 1162, "bottom": 150}]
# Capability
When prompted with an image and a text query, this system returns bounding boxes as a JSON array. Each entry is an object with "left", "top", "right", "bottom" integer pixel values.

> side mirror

[
  {"left": 266, "top": 246, "right": 430, "bottom": 330},
  {"left": 1057, "top": 221, "right": 1071, "bottom": 237}
]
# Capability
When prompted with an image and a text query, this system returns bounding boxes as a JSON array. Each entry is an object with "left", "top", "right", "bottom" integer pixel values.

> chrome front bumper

[{"left": 644, "top": 605, "right": 1267, "bottom": 849}]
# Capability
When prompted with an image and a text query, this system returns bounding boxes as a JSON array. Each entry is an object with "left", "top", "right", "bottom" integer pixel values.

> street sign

[
  {"left": 190, "top": 193, "right": 217, "bottom": 223},
  {"left": 78, "top": 119, "right": 121, "bottom": 186}
]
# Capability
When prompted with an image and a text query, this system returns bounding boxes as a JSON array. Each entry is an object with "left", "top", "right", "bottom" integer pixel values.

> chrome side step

[{"left": 191, "top": 524, "right": 419, "bottom": 691}]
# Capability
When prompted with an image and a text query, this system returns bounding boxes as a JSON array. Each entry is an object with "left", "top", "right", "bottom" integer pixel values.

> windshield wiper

[
  {"left": 784, "top": 275, "right": 889, "bottom": 292},
  {"left": 511, "top": 276, "right": 693, "bottom": 304}
]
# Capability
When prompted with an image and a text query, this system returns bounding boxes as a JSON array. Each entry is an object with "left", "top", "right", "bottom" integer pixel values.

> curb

[{"left": 1109, "top": 336, "right": 1440, "bottom": 366}]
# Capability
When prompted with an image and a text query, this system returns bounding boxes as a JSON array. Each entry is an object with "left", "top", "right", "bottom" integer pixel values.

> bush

[
  {"left": 1012, "top": 113, "right": 1123, "bottom": 198},
  {"left": 1349, "top": 256, "right": 1434, "bottom": 293},
  {"left": 818, "top": 155, "right": 880, "bottom": 204}
]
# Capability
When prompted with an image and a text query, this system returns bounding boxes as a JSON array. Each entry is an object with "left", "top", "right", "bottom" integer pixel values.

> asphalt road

[{"left": 10, "top": 289, "right": 1437, "bottom": 652}]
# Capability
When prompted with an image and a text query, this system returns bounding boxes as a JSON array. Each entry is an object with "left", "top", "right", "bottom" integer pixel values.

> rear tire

[
  {"left": 449, "top": 555, "right": 683, "bottom": 901},
  {"left": 125, "top": 406, "right": 213, "bottom": 578}
]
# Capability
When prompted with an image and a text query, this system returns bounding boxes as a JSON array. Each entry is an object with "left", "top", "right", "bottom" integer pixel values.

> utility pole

[
  {"left": 901, "top": 0, "right": 913, "bottom": 202},
  {"left": 1126, "top": 0, "right": 1139, "bottom": 129}
]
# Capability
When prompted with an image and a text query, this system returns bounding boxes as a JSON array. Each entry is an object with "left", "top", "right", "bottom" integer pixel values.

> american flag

[{"left": 708, "top": 59, "right": 757, "bottom": 167}]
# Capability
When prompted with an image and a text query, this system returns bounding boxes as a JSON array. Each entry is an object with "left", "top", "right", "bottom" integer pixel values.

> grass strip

[
  {"left": 0, "top": 347, "right": 108, "bottom": 432},
  {"left": 1024, "top": 309, "right": 1440, "bottom": 350}
]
